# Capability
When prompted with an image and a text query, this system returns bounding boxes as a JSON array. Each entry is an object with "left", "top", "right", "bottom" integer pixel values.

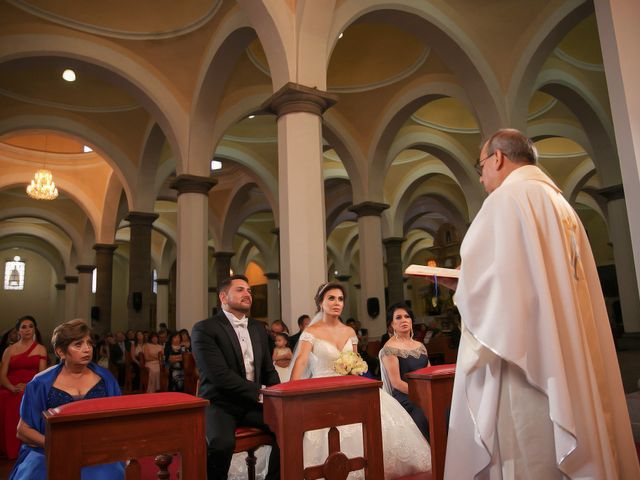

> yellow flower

[{"left": 333, "top": 351, "right": 368, "bottom": 376}]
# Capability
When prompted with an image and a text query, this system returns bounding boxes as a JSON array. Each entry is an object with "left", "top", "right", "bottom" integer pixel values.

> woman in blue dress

[
  {"left": 379, "top": 302, "right": 430, "bottom": 440},
  {"left": 10, "top": 319, "right": 124, "bottom": 480}
]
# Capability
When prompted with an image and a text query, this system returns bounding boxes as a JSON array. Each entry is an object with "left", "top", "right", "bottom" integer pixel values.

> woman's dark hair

[
  {"left": 169, "top": 332, "right": 181, "bottom": 344},
  {"left": 149, "top": 332, "right": 159, "bottom": 342},
  {"left": 386, "top": 302, "right": 415, "bottom": 328},
  {"left": 314, "top": 282, "right": 346, "bottom": 311},
  {"left": 274, "top": 332, "right": 289, "bottom": 347},
  {"left": 133, "top": 330, "right": 145, "bottom": 346},
  {"left": 179, "top": 329, "right": 190, "bottom": 339},
  {"left": 16, "top": 315, "right": 43, "bottom": 344},
  {"left": 52, "top": 319, "right": 92, "bottom": 356}
]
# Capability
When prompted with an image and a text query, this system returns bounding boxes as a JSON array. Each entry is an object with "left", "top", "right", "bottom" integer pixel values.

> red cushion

[
  {"left": 46, "top": 392, "right": 206, "bottom": 418},
  {"left": 263, "top": 375, "right": 380, "bottom": 397}
]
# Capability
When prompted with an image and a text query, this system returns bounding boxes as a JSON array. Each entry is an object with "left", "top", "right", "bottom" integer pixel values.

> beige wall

[{"left": 0, "top": 248, "right": 58, "bottom": 346}]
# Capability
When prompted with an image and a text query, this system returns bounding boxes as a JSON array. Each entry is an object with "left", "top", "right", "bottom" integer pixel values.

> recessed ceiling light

[
  {"left": 62, "top": 69, "right": 76, "bottom": 82},
  {"left": 248, "top": 115, "right": 255, "bottom": 119},
  {"left": 83, "top": 145, "right": 93, "bottom": 153},
  {"left": 211, "top": 160, "right": 222, "bottom": 171},
  {"left": 338, "top": 32, "right": 344, "bottom": 39}
]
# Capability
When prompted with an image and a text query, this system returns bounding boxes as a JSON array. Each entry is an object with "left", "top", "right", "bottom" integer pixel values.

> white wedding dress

[
  {"left": 300, "top": 331, "right": 431, "bottom": 479},
  {"left": 226, "top": 331, "right": 431, "bottom": 480}
]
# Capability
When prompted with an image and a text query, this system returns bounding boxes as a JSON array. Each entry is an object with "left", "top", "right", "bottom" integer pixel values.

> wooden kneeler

[
  {"left": 262, "top": 375, "right": 384, "bottom": 480},
  {"left": 44, "top": 392, "right": 208, "bottom": 479}
]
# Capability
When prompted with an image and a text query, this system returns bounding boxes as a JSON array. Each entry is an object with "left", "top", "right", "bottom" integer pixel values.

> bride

[{"left": 289, "top": 282, "right": 431, "bottom": 479}]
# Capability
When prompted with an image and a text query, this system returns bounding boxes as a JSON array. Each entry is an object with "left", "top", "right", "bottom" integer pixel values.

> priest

[{"left": 444, "top": 129, "right": 639, "bottom": 479}]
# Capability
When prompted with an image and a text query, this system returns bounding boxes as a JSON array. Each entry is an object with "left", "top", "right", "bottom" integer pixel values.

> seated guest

[
  {"left": 165, "top": 332, "right": 185, "bottom": 392},
  {"left": 272, "top": 332, "right": 292, "bottom": 382},
  {"left": 379, "top": 303, "right": 430, "bottom": 440},
  {"left": 179, "top": 329, "right": 191, "bottom": 351},
  {"left": 380, "top": 323, "right": 394, "bottom": 348},
  {"left": 0, "top": 316, "right": 47, "bottom": 460},
  {"left": 9, "top": 319, "right": 123, "bottom": 480},
  {"left": 143, "top": 333, "right": 163, "bottom": 393}
]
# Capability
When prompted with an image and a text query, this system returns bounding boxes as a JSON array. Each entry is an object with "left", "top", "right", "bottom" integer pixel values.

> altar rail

[{"left": 44, "top": 392, "right": 207, "bottom": 479}]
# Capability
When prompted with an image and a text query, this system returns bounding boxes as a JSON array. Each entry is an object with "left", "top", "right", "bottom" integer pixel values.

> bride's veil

[{"left": 286, "top": 310, "right": 322, "bottom": 380}]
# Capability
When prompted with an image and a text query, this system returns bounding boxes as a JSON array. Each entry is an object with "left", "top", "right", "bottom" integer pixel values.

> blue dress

[
  {"left": 380, "top": 344, "right": 430, "bottom": 440},
  {"left": 9, "top": 362, "right": 124, "bottom": 480}
]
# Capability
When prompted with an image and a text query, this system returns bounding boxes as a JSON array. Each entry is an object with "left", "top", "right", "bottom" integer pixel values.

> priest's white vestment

[{"left": 445, "top": 165, "right": 640, "bottom": 479}]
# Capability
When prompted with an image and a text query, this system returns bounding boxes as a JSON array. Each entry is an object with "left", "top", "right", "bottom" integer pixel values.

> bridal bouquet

[{"left": 333, "top": 351, "right": 368, "bottom": 376}]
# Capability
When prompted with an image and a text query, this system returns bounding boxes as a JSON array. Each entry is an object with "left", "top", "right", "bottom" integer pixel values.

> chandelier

[
  {"left": 26, "top": 134, "right": 58, "bottom": 200},
  {"left": 27, "top": 169, "right": 59, "bottom": 200}
]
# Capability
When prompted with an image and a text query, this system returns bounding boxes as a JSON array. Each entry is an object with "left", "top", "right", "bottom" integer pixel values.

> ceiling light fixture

[
  {"left": 211, "top": 159, "right": 222, "bottom": 171},
  {"left": 26, "top": 135, "right": 59, "bottom": 200},
  {"left": 338, "top": 32, "right": 344, "bottom": 39},
  {"left": 83, "top": 145, "right": 93, "bottom": 153},
  {"left": 248, "top": 115, "right": 255, "bottom": 119},
  {"left": 62, "top": 69, "right": 76, "bottom": 82}
]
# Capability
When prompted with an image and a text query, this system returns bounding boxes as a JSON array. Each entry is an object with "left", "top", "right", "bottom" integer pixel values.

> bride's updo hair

[{"left": 314, "top": 282, "right": 346, "bottom": 311}]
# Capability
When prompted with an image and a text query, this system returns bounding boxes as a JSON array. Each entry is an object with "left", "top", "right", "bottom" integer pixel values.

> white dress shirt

[{"left": 223, "top": 309, "right": 255, "bottom": 382}]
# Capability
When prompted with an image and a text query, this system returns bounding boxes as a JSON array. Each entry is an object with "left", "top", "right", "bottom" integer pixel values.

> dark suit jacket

[
  {"left": 288, "top": 331, "right": 302, "bottom": 352},
  {"left": 191, "top": 310, "right": 280, "bottom": 416}
]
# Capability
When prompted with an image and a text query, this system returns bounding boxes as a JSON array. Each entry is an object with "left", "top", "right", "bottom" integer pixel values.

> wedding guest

[
  {"left": 142, "top": 333, "right": 163, "bottom": 393},
  {"left": 9, "top": 319, "right": 123, "bottom": 479},
  {"left": 165, "top": 332, "right": 185, "bottom": 392},
  {"left": 0, "top": 316, "right": 47, "bottom": 459},
  {"left": 379, "top": 303, "right": 430, "bottom": 439},
  {"left": 272, "top": 332, "right": 292, "bottom": 382}
]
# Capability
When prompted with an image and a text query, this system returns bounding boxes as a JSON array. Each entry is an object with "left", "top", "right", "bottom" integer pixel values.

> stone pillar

[
  {"left": 125, "top": 211, "right": 158, "bottom": 331},
  {"left": 263, "top": 83, "right": 338, "bottom": 329},
  {"left": 156, "top": 278, "right": 170, "bottom": 329},
  {"left": 64, "top": 275, "right": 78, "bottom": 321},
  {"left": 93, "top": 243, "right": 117, "bottom": 335},
  {"left": 598, "top": 185, "right": 640, "bottom": 332},
  {"left": 76, "top": 265, "right": 95, "bottom": 325},
  {"left": 213, "top": 251, "right": 235, "bottom": 306},
  {"left": 55, "top": 283, "right": 65, "bottom": 324},
  {"left": 383, "top": 237, "right": 405, "bottom": 307},
  {"left": 596, "top": 0, "right": 640, "bottom": 330},
  {"left": 265, "top": 272, "right": 281, "bottom": 323},
  {"left": 349, "top": 202, "right": 389, "bottom": 336},
  {"left": 170, "top": 175, "right": 216, "bottom": 331}
]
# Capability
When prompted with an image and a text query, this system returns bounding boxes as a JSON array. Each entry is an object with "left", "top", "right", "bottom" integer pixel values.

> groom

[{"left": 192, "top": 274, "right": 281, "bottom": 479}]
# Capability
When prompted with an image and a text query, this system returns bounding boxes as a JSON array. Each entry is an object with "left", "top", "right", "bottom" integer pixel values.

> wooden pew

[
  {"left": 44, "top": 392, "right": 208, "bottom": 479},
  {"left": 262, "top": 375, "right": 384, "bottom": 479},
  {"left": 406, "top": 364, "right": 455, "bottom": 480},
  {"left": 182, "top": 351, "right": 199, "bottom": 395}
]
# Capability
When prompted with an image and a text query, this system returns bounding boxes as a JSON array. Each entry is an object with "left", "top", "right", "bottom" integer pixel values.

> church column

[
  {"left": 76, "top": 265, "right": 94, "bottom": 325},
  {"left": 55, "top": 283, "right": 65, "bottom": 324},
  {"left": 170, "top": 175, "right": 216, "bottom": 331},
  {"left": 350, "top": 202, "right": 389, "bottom": 337},
  {"left": 213, "top": 251, "right": 235, "bottom": 306},
  {"left": 265, "top": 272, "right": 281, "bottom": 322},
  {"left": 93, "top": 243, "right": 117, "bottom": 335},
  {"left": 125, "top": 212, "right": 158, "bottom": 331},
  {"left": 598, "top": 185, "right": 640, "bottom": 332},
  {"left": 263, "top": 83, "right": 338, "bottom": 327},
  {"left": 596, "top": 0, "right": 640, "bottom": 328},
  {"left": 383, "top": 237, "right": 405, "bottom": 306},
  {"left": 64, "top": 275, "right": 78, "bottom": 321},
  {"left": 156, "top": 278, "right": 170, "bottom": 329}
]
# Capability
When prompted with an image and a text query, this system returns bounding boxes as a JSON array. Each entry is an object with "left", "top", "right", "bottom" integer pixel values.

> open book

[{"left": 404, "top": 264, "right": 460, "bottom": 278}]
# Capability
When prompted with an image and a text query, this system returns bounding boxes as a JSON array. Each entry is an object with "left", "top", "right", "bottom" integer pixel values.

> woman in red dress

[{"left": 0, "top": 316, "right": 47, "bottom": 459}]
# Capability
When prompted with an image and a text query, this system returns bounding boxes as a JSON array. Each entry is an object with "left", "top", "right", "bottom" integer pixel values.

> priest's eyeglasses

[{"left": 474, "top": 152, "right": 495, "bottom": 175}]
